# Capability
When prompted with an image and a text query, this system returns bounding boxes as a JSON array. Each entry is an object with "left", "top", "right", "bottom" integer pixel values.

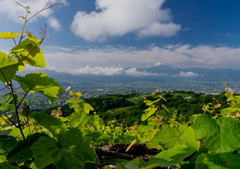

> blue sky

[{"left": 1, "top": 0, "right": 240, "bottom": 76}]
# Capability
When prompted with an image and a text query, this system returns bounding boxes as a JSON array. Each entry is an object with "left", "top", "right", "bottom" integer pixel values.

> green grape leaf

[
  {"left": 0, "top": 163, "right": 19, "bottom": 169},
  {"left": 67, "top": 97, "right": 93, "bottom": 113},
  {"left": 196, "top": 153, "right": 240, "bottom": 169},
  {"left": 25, "top": 31, "right": 41, "bottom": 44},
  {"left": 7, "top": 133, "right": 48, "bottom": 164},
  {"left": 117, "top": 158, "right": 148, "bottom": 169},
  {"left": 91, "top": 115, "right": 104, "bottom": 131},
  {"left": 14, "top": 72, "right": 65, "bottom": 104},
  {"left": 141, "top": 106, "right": 158, "bottom": 121},
  {"left": 31, "top": 128, "right": 96, "bottom": 169},
  {"left": 149, "top": 125, "right": 200, "bottom": 153},
  {"left": 0, "top": 32, "right": 21, "bottom": 39},
  {"left": 70, "top": 91, "right": 82, "bottom": 97},
  {"left": 28, "top": 112, "right": 67, "bottom": 136},
  {"left": 0, "top": 64, "right": 19, "bottom": 84},
  {"left": 148, "top": 145, "right": 192, "bottom": 167},
  {"left": 0, "top": 93, "right": 17, "bottom": 116},
  {"left": 0, "top": 132, "right": 17, "bottom": 154},
  {"left": 0, "top": 51, "right": 18, "bottom": 69},
  {"left": 69, "top": 111, "right": 92, "bottom": 128},
  {"left": 192, "top": 115, "right": 240, "bottom": 153},
  {"left": 11, "top": 38, "right": 45, "bottom": 69}
]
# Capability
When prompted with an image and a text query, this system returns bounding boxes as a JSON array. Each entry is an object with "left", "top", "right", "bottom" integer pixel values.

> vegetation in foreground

[{"left": 1, "top": 2, "right": 240, "bottom": 169}]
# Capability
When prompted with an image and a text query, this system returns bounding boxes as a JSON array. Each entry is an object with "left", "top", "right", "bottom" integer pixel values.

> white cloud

[
  {"left": 47, "top": 17, "right": 61, "bottom": 31},
  {"left": 48, "top": 65, "right": 124, "bottom": 76},
  {"left": 138, "top": 22, "right": 181, "bottom": 38},
  {"left": 71, "top": 0, "right": 181, "bottom": 41},
  {"left": 178, "top": 71, "right": 199, "bottom": 77},
  {"left": 43, "top": 44, "right": 240, "bottom": 74},
  {"left": 125, "top": 68, "right": 158, "bottom": 76},
  {"left": 0, "top": 0, "right": 66, "bottom": 24}
]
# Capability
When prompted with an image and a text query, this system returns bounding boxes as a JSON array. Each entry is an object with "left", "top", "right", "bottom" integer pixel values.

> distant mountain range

[
  {"left": 19, "top": 64, "right": 240, "bottom": 83},
  {"left": 0, "top": 64, "right": 237, "bottom": 95}
]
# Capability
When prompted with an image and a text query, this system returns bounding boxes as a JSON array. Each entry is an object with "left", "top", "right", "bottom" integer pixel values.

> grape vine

[{"left": 1, "top": 2, "right": 240, "bottom": 169}]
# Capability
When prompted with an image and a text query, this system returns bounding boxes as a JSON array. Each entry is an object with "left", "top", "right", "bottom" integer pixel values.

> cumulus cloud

[
  {"left": 138, "top": 22, "right": 181, "bottom": 38},
  {"left": 43, "top": 44, "right": 240, "bottom": 74},
  {"left": 71, "top": 0, "right": 181, "bottom": 41},
  {"left": 0, "top": 0, "right": 66, "bottom": 24},
  {"left": 47, "top": 17, "right": 61, "bottom": 31},
  {"left": 178, "top": 71, "right": 199, "bottom": 77},
  {"left": 48, "top": 65, "right": 124, "bottom": 76},
  {"left": 125, "top": 68, "right": 158, "bottom": 76}
]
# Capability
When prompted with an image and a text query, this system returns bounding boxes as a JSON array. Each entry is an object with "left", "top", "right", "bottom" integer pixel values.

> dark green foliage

[
  {"left": 6, "top": 133, "right": 48, "bottom": 164},
  {"left": 0, "top": 132, "right": 17, "bottom": 154}
]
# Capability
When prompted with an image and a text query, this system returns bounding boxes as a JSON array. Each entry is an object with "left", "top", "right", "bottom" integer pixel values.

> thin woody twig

[{"left": 27, "top": 0, "right": 63, "bottom": 22}]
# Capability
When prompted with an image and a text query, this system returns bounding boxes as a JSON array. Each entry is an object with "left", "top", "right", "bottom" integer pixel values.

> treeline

[{"left": 40, "top": 91, "right": 229, "bottom": 126}]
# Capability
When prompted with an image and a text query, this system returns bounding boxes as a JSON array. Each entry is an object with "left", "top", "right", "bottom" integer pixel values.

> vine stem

[
  {"left": 1, "top": 115, "right": 12, "bottom": 126},
  {"left": 9, "top": 81, "right": 26, "bottom": 141},
  {"left": 26, "top": 0, "right": 63, "bottom": 22},
  {"left": 17, "top": 89, "right": 31, "bottom": 109},
  {"left": 3, "top": 112, "right": 18, "bottom": 128},
  {"left": 18, "top": 12, "right": 28, "bottom": 44}
]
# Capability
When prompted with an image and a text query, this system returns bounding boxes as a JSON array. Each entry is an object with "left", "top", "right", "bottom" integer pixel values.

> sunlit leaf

[
  {"left": 11, "top": 38, "right": 45, "bottom": 69},
  {"left": 141, "top": 106, "right": 158, "bottom": 121},
  {"left": 0, "top": 32, "right": 21, "bottom": 39},
  {"left": 0, "top": 51, "right": 18, "bottom": 69},
  {"left": 148, "top": 145, "right": 193, "bottom": 167},
  {"left": 67, "top": 97, "right": 93, "bottom": 113},
  {"left": 70, "top": 91, "right": 82, "bottom": 97},
  {"left": 14, "top": 72, "right": 65, "bottom": 104},
  {"left": 149, "top": 125, "right": 200, "bottom": 152}
]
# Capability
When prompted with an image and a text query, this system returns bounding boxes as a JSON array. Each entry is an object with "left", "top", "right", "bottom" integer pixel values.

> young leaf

[
  {"left": 0, "top": 51, "right": 18, "bottom": 68},
  {"left": 192, "top": 115, "right": 240, "bottom": 153},
  {"left": 0, "top": 32, "right": 21, "bottom": 39},
  {"left": 141, "top": 106, "right": 158, "bottom": 121},
  {"left": 69, "top": 91, "right": 82, "bottom": 97},
  {"left": 14, "top": 72, "right": 65, "bottom": 104},
  {"left": 67, "top": 97, "right": 93, "bottom": 113},
  {"left": 31, "top": 128, "right": 96, "bottom": 169},
  {"left": 11, "top": 38, "right": 45, "bottom": 69}
]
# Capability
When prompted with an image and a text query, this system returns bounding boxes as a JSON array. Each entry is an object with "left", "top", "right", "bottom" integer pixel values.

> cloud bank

[
  {"left": 44, "top": 44, "right": 240, "bottom": 74},
  {"left": 71, "top": 0, "right": 181, "bottom": 41}
]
